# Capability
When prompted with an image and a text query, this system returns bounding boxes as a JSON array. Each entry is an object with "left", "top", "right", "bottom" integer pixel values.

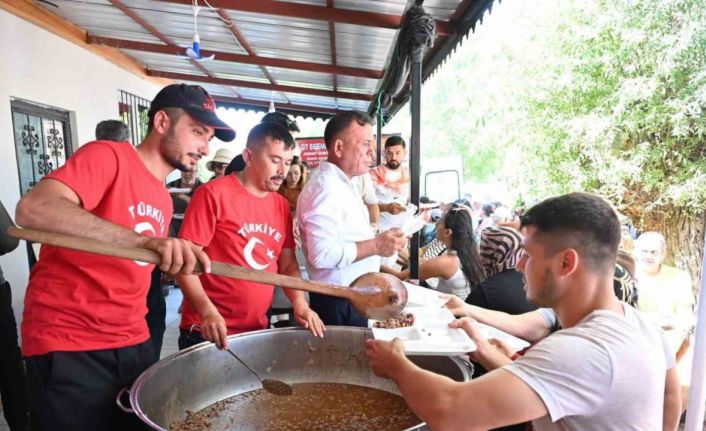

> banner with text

[{"left": 297, "top": 138, "right": 328, "bottom": 169}]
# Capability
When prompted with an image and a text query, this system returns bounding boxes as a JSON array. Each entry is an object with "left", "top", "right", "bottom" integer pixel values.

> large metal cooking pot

[{"left": 123, "top": 327, "right": 472, "bottom": 430}]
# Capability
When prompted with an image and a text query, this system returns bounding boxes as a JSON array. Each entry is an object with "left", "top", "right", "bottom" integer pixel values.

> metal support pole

[
  {"left": 376, "top": 108, "right": 383, "bottom": 167},
  {"left": 685, "top": 233, "right": 706, "bottom": 431},
  {"left": 408, "top": 58, "right": 422, "bottom": 280}
]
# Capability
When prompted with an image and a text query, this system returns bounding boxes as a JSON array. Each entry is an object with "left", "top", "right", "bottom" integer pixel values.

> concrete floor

[{"left": 159, "top": 285, "right": 184, "bottom": 360}]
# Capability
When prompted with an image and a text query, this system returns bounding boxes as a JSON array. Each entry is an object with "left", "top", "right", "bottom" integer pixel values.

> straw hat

[{"left": 206, "top": 148, "right": 234, "bottom": 171}]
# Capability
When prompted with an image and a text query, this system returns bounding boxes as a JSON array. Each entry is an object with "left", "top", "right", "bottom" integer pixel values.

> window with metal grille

[{"left": 118, "top": 90, "right": 151, "bottom": 146}]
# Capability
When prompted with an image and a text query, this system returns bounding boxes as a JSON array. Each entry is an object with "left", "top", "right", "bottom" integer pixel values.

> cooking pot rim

[{"left": 128, "top": 326, "right": 472, "bottom": 431}]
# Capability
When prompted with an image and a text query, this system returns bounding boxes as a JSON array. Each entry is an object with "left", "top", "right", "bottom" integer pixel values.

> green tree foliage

[
  {"left": 522, "top": 0, "right": 706, "bottom": 216},
  {"left": 385, "top": 0, "right": 705, "bottom": 283},
  {"left": 387, "top": 0, "right": 705, "bottom": 214}
]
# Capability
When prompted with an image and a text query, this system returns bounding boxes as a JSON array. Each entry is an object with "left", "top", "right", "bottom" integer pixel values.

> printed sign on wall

[{"left": 297, "top": 138, "right": 328, "bottom": 169}]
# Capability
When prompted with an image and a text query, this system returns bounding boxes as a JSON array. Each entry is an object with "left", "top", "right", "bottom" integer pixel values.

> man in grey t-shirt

[{"left": 366, "top": 193, "right": 681, "bottom": 431}]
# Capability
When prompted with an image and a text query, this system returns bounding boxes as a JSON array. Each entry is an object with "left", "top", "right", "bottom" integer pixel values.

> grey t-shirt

[
  {"left": 504, "top": 304, "right": 674, "bottom": 431},
  {"left": 536, "top": 307, "right": 559, "bottom": 332}
]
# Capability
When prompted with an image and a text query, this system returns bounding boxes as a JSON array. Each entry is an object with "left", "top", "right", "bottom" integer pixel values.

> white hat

[{"left": 206, "top": 148, "right": 234, "bottom": 171}]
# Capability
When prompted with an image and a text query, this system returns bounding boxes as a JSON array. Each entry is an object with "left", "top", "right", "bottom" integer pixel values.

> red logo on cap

[{"left": 203, "top": 95, "right": 216, "bottom": 112}]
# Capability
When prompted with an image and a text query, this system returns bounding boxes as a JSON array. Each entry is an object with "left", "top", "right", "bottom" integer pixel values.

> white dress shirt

[
  {"left": 350, "top": 172, "right": 378, "bottom": 205},
  {"left": 296, "top": 161, "right": 381, "bottom": 286}
]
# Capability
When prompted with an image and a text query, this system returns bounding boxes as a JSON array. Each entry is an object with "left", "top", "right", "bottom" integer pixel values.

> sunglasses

[{"left": 213, "top": 163, "right": 227, "bottom": 170}]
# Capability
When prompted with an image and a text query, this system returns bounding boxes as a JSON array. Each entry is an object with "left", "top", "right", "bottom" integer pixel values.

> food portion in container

[
  {"left": 373, "top": 312, "right": 415, "bottom": 328},
  {"left": 371, "top": 306, "right": 475, "bottom": 355},
  {"left": 170, "top": 382, "right": 420, "bottom": 431}
]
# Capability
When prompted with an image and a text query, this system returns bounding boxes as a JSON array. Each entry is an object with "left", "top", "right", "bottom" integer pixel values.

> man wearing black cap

[{"left": 15, "top": 83, "right": 235, "bottom": 431}]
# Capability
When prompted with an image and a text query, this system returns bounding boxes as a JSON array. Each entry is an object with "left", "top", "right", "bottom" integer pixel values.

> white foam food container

[
  {"left": 403, "top": 282, "right": 449, "bottom": 308},
  {"left": 372, "top": 307, "right": 530, "bottom": 355}
]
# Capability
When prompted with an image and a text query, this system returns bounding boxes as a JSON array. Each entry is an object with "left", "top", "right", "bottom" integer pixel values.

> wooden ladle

[{"left": 1, "top": 225, "right": 407, "bottom": 320}]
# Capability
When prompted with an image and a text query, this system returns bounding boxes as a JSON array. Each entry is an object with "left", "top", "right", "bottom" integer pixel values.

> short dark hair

[
  {"left": 323, "top": 110, "right": 374, "bottom": 149},
  {"left": 520, "top": 192, "right": 621, "bottom": 272},
  {"left": 384, "top": 135, "right": 405, "bottom": 149},
  {"left": 246, "top": 122, "right": 296, "bottom": 150},
  {"left": 95, "top": 120, "right": 130, "bottom": 142},
  {"left": 261, "top": 112, "right": 300, "bottom": 133},
  {"left": 146, "top": 107, "right": 184, "bottom": 134},
  {"left": 225, "top": 154, "right": 246, "bottom": 175}
]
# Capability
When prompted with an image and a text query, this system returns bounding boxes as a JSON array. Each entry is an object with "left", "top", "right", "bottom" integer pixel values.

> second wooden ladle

[{"left": 2, "top": 225, "right": 408, "bottom": 320}]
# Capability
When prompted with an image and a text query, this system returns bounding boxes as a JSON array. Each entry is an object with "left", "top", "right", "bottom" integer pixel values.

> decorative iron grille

[
  {"left": 119, "top": 90, "right": 151, "bottom": 145},
  {"left": 10, "top": 99, "right": 73, "bottom": 196}
]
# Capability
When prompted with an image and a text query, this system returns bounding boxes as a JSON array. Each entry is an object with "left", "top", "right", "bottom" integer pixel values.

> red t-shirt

[
  {"left": 179, "top": 175, "right": 294, "bottom": 335},
  {"left": 22, "top": 141, "right": 172, "bottom": 356}
]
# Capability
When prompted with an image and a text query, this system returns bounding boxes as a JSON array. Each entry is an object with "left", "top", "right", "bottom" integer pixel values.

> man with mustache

[
  {"left": 176, "top": 122, "right": 324, "bottom": 350},
  {"left": 15, "top": 84, "right": 230, "bottom": 430}
]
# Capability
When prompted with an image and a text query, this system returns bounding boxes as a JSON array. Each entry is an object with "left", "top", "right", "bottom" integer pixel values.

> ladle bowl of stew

[{"left": 123, "top": 327, "right": 472, "bottom": 430}]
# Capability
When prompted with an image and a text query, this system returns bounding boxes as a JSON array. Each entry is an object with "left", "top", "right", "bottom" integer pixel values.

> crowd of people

[{"left": 0, "top": 82, "right": 697, "bottom": 430}]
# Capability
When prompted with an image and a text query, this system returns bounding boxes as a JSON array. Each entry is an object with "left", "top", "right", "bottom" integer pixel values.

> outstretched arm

[
  {"left": 278, "top": 248, "right": 325, "bottom": 338},
  {"left": 366, "top": 338, "right": 547, "bottom": 430},
  {"left": 444, "top": 295, "right": 551, "bottom": 342},
  {"left": 17, "top": 178, "right": 209, "bottom": 275}
]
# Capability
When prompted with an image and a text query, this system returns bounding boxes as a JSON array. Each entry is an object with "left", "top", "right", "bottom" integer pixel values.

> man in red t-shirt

[
  {"left": 177, "top": 122, "right": 324, "bottom": 350},
  {"left": 15, "top": 84, "right": 234, "bottom": 431}
]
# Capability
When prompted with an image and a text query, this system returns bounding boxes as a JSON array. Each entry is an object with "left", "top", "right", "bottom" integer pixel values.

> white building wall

[{"left": 0, "top": 9, "right": 162, "bottom": 330}]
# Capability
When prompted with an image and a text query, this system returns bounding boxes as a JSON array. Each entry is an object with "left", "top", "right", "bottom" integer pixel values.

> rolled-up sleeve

[{"left": 299, "top": 183, "right": 358, "bottom": 269}]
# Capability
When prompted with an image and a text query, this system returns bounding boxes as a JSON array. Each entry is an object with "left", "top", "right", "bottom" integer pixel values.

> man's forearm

[
  {"left": 280, "top": 257, "right": 308, "bottom": 307},
  {"left": 355, "top": 238, "right": 378, "bottom": 262},
  {"left": 17, "top": 193, "right": 147, "bottom": 248},
  {"left": 177, "top": 273, "right": 217, "bottom": 318},
  {"left": 391, "top": 360, "right": 464, "bottom": 431},
  {"left": 465, "top": 305, "right": 548, "bottom": 342}
]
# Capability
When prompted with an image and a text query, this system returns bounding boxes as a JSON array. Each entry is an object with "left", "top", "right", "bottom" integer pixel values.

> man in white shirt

[
  {"left": 366, "top": 193, "right": 681, "bottom": 431},
  {"left": 297, "top": 111, "right": 407, "bottom": 326}
]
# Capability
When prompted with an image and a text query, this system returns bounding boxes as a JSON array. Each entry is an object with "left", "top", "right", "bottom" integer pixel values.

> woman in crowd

[
  {"left": 382, "top": 206, "right": 484, "bottom": 300},
  {"left": 466, "top": 226, "right": 537, "bottom": 315},
  {"left": 475, "top": 203, "right": 495, "bottom": 236},
  {"left": 277, "top": 156, "right": 305, "bottom": 212}
]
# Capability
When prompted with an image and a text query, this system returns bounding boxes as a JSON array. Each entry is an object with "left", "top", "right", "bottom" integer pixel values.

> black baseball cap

[
  {"left": 261, "top": 111, "right": 300, "bottom": 133},
  {"left": 148, "top": 84, "right": 236, "bottom": 142},
  {"left": 225, "top": 154, "right": 246, "bottom": 175}
]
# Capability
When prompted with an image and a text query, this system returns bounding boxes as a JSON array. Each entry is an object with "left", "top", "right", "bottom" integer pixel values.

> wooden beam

[
  {"left": 87, "top": 35, "right": 383, "bottom": 80},
  {"left": 0, "top": 0, "right": 171, "bottom": 87},
  {"left": 147, "top": 70, "right": 373, "bottom": 101},
  {"left": 153, "top": 0, "right": 453, "bottom": 36},
  {"left": 213, "top": 96, "right": 339, "bottom": 116},
  {"left": 216, "top": 9, "right": 287, "bottom": 104},
  {"left": 326, "top": 0, "right": 337, "bottom": 97}
]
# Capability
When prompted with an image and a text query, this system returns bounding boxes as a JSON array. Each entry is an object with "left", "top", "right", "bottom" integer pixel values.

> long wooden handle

[{"left": 5, "top": 226, "right": 353, "bottom": 299}]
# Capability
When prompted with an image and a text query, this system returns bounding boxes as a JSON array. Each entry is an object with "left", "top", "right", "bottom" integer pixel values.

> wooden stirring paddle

[{"left": 1, "top": 222, "right": 407, "bottom": 320}]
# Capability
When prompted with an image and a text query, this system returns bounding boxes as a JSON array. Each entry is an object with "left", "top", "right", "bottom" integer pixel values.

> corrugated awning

[{"left": 33, "top": 0, "right": 496, "bottom": 119}]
